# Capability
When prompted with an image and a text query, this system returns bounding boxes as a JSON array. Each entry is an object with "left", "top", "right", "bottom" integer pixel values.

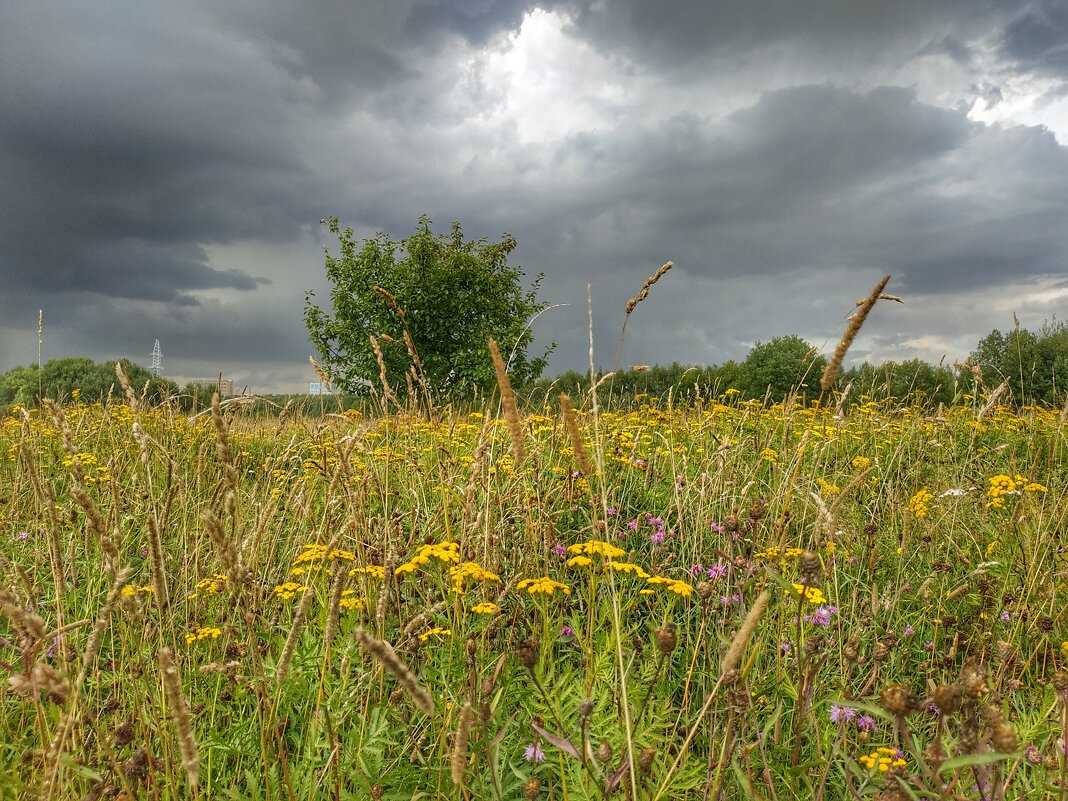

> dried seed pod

[
  {"left": 799, "top": 550, "right": 821, "bottom": 581},
  {"left": 872, "top": 640, "right": 891, "bottom": 662},
  {"left": 879, "top": 683, "right": 919, "bottom": 717},
  {"left": 932, "top": 684, "right": 963, "bottom": 716},
  {"left": 638, "top": 747, "right": 656, "bottom": 775},
  {"left": 980, "top": 702, "right": 1005, "bottom": 726},
  {"left": 843, "top": 638, "right": 860, "bottom": 661},
  {"left": 578, "top": 699, "right": 593, "bottom": 721},
  {"left": 696, "top": 581, "right": 714, "bottom": 601},
  {"left": 517, "top": 640, "right": 538, "bottom": 670},
  {"left": 960, "top": 659, "right": 988, "bottom": 698},
  {"left": 654, "top": 624, "right": 678, "bottom": 655},
  {"left": 1053, "top": 670, "right": 1068, "bottom": 696},
  {"left": 723, "top": 515, "right": 739, "bottom": 533},
  {"left": 596, "top": 740, "right": 613, "bottom": 764},
  {"left": 990, "top": 720, "right": 1017, "bottom": 753},
  {"left": 523, "top": 778, "right": 541, "bottom": 799}
]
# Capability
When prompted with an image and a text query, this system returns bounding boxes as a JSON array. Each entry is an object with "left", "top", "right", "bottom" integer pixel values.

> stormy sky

[{"left": 2, "top": 1, "right": 1067, "bottom": 392}]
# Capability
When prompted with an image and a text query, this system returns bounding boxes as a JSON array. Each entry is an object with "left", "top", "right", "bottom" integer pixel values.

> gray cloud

[{"left": 1, "top": 0, "right": 1067, "bottom": 390}]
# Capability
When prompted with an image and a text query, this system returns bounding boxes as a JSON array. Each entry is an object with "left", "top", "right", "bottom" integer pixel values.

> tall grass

[{"left": 1, "top": 378, "right": 1067, "bottom": 799}]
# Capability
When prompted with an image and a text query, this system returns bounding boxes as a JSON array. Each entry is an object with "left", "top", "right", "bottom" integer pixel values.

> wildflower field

[{"left": 1, "top": 387, "right": 1067, "bottom": 800}]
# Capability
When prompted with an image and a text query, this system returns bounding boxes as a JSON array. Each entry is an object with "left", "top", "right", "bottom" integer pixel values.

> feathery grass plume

[
  {"left": 203, "top": 509, "right": 243, "bottom": 586},
  {"left": 277, "top": 572, "right": 317, "bottom": 684},
  {"left": 375, "top": 542, "right": 396, "bottom": 637},
  {"left": 38, "top": 567, "right": 136, "bottom": 798},
  {"left": 0, "top": 587, "right": 46, "bottom": 645},
  {"left": 114, "top": 359, "right": 140, "bottom": 412},
  {"left": 615, "top": 261, "right": 673, "bottom": 370},
  {"left": 370, "top": 335, "right": 398, "bottom": 413},
  {"left": 821, "top": 273, "right": 891, "bottom": 392},
  {"left": 357, "top": 628, "right": 435, "bottom": 715},
  {"left": 159, "top": 647, "right": 200, "bottom": 791},
  {"left": 323, "top": 562, "right": 348, "bottom": 654},
  {"left": 399, "top": 600, "right": 449, "bottom": 646},
  {"left": 74, "top": 566, "right": 134, "bottom": 692},
  {"left": 559, "top": 394, "right": 592, "bottom": 477},
  {"left": 211, "top": 392, "right": 240, "bottom": 498},
  {"left": 720, "top": 590, "right": 771, "bottom": 675},
  {"left": 488, "top": 338, "right": 525, "bottom": 464},
  {"left": 309, "top": 355, "right": 332, "bottom": 392},
  {"left": 625, "top": 261, "right": 674, "bottom": 315},
  {"left": 372, "top": 285, "right": 406, "bottom": 320},
  {"left": 450, "top": 701, "right": 476, "bottom": 786}
]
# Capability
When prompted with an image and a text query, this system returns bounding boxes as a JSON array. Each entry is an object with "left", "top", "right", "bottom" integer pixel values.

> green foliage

[
  {"left": 972, "top": 318, "right": 1068, "bottom": 404},
  {"left": 841, "top": 358, "right": 956, "bottom": 406},
  {"left": 306, "top": 215, "right": 553, "bottom": 398},
  {"left": 0, "top": 357, "right": 177, "bottom": 406},
  {"left": 737, "top": 335, "right": 826, "bottom": 399}
]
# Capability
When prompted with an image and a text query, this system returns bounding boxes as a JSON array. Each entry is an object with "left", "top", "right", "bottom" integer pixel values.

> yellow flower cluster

[
  {"left": 759, "top": 448, "right": 779, "bottom": 463},
  {"left": 348, "top": 565, "right": 385, "bottom": 579},
  {"left": 188, "top": 574, "right": 226, "bottom": 599},
  {"left": 908, "top": 488, "right": 933, "bottom": 518},
  {"left": 339, "top": 590, "right": 363, "bottom": 611},
  {"left": 985, "top": 474, "right": 1047, "bottom": 509},
  {"left": 567, "top": 540, "right": 626, "bottom": 559},
  {"left": 567, "top": 555, "right": 593, "bottom": 568},
  {"left": 817, "top": 478, "right": 840, "bottom": 497},
  {"left": 517, "top": 577, "right": 571, "bottom": 596},
  {"left": 788, "top": 583, "right": 828, "bottom": 605},
  {"left": 606, "top": 561, "right": 651, "bottom": 579},
  {"left": 395, "top": 541, "right": 461, "bottom": 575},
  {"left": 121, "top": 585, "right": 155, "bottom": 597},
  {"left": 858, "top": 747, "right": 906, "bottom": 772},
  {"left": 418, "top": 627, "right": 451, "bottom": 642},
  {"left": 851, "top": 455, "right": 871, "bottom": 470},
  {"left": 273, "top": 582, "right": 308, "bottom": 600},
  {"left": 185, "top": 626, "right": 222, "bottom": 645},
  {"left": 753, "top": 546, "right": 803, "bottom": 560},
  {"left": 293, "top": 543, "right": 356, "bottom": 565},
  {"left": 646, "top": 576, "right": 694, "bottom": 597},
  {"left": 470, "top": 602, "right": 499, "bottom": 615},
  {"left": 449, "top": 561, "right": 501, "bottom": 594}
]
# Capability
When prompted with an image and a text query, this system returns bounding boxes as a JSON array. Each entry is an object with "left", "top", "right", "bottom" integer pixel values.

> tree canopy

[
  {"left": 0, "top": 358, "right": 177, "bottom": 407},
  {"left": 306, "top": 216, "right": 553, "bottom": 399}
]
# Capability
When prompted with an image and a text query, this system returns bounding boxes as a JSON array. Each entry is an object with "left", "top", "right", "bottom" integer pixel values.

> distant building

[
  {"left": 309, "top": 382, "right": 333, "bottom": 395},
  {"left": 189, "top": 378, "right": 236, "bottom": 397}
]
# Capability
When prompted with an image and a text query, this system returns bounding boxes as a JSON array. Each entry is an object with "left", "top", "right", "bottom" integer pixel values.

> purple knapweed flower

[
  {"left": 710, "top": 521, "right": 724, "bottom": 534},
  {"left": 804, "top": 605, "right": 838, "bottom": 627},
  {"left": 855, "top": 714, "right": 877, "bottom": 733},
  {"left": 830, "top": 704, "right": 857, "bottom": 724},
  {"left": 627, "top": 520, "right": 639, "bottom": 531},
  {"left": 552, "top": 543, "right": 567, "bottom": 556},
  {"left": 923, "top": 641, "right": 935, "bottom": 652},
  {"left": 524, "top": 742, "right": 546, "bottom": 763},
  {"left": 1000, "top": 610, "right": 1011, "bottom": 622},
  {"left": 707, "top": 562, "right": 728, "bottom": 579},
  {"left": 650, "top": 531, "right": 665, "bottom": 544},
  {"left": 902, "top": 624, "right": 916, "bottom": 638},
  {"left": 690, "top": 564, "right": 705, "bottom": 577},
  {"left": 605, "top": 507, "right": 618, "bottom": 516},
  {"left": 561, "top": 625, "right": 574, "bottom": 637},
  {"left": 16, "top": 531, "right": 30, "bottom": 541}
]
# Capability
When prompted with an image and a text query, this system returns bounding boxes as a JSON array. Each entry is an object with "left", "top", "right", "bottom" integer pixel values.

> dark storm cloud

[
  {"left": 1001, "top": 0, "right": 1068, "bottom": 75},
  {"left": 2, "top": 0, "right": 1068, "bottom": 389}
]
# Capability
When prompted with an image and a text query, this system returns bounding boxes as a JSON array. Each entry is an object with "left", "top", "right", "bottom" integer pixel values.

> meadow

[{"left": 1, "top": 379, "right": 1067, "bottom": 800}]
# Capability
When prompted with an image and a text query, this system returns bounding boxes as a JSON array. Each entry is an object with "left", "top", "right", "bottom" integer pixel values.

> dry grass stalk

[
  {"left": 74, "top": 566, "right": 134, "bottom": 692},
  {"left": 357, "top": 628, "right": 435, "bottom": 715},
  {"left": 0, "top": 587, "right": 46, "bottom": 645},
  {"left": 277, "top": 577, "right": 317, "bottom": 683},
  {"left": 720, "top": 590, "right": 771, "bottom": 675},
  {"left": 211, "top": 393, "right": 240, "bottom": 498},
  {"left": 461, "top": 413, "right": 495, "bottom": 517},
  {"left": 372, "top": 285, "right": 406, "bottom": 320},
  {"left": 146, "top": 515, "right": 169, "bottom": 606},
  {"left": 821, "top": 273, "right": 892, "bottom": 392},
  {"left": 370, "top": 335, "right": 398, "bottom": 413},
  {"left": 488, "top": 338, "right": 525, "bottom": 464},
  {"left": 323, "top": 562, "right": 348, "bottom": 653},
  {"left": 309, "top": 355, "right": 332, "bottom": 392},
  {"left": 559, "top": 394, "right": 592, "bottom": 477},
  {"left": 114, "top": 360, "right": 139, "bottom": 412},
  {"left": 625, "top": 261, "right": 673, "bottom": 315},
  {"left": 616, "top": 261, "right": 673, "bottom": 372},
  {"left": 450, "top": 701, "right": 476, "bottom": 785},
  {"left": 203, "top": 509, "right": 243, "bottom": 586},
  {"left": 159, "top": 647, "right": 200, "bottom": 791},
  {"left": 375, "top": 542, "right": 396, "bottom": 637}
]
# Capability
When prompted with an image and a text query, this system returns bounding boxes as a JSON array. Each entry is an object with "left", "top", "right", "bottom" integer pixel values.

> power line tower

[{"left": 149, "top": 339, "right": 163, "bottom": 377}]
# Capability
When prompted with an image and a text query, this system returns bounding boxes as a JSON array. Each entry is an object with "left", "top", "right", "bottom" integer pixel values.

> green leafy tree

[
  {"left": 736, "top": 335, "right": 826, "bottom": 400},
  {"left": 306, "top": 216, "right": 553, "bottom": 398},
  {"left": 0, "top": 358, "right": 176, "bottom": 406},
  {"left": 972, "top": 319, "right": 1068, "bottom": 404}
]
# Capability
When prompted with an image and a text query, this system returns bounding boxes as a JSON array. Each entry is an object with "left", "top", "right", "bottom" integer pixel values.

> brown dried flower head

[{"left": 879, "top": 683, "right": 919, "bottom": 717}]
